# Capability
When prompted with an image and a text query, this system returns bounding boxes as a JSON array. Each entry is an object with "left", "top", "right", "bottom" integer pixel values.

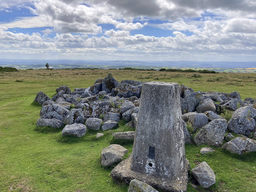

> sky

[{"left": 0, "top": 0, "right": 256, "bottom": 62}]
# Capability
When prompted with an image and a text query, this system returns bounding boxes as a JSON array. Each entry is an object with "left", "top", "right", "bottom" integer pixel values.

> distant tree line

[
  {"left": 0, "top": 66, "right": 18, "bottom": 72},
  {"left": 120, "top": 67, "right": 217, "bottom": 73}
]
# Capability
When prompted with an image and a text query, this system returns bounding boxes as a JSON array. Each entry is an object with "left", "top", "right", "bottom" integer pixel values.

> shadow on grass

[
  {"left": 220, "top": 148, "right": 256, "bottom": 162},
  {"left": 34, "top": 126, "right": 61, "bottom": 134},
  {"left": 56, "top": 134, "right": 85, "bottom": 144}
]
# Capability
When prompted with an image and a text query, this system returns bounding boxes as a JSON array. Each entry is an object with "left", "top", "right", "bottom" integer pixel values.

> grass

[{"left": 0, "top": 69, "right": 256, "bottom": 192}]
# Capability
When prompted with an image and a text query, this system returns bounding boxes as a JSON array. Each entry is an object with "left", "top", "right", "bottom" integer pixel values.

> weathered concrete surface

[{"left": 111, "top": 82, "right": 187, "bottom": 192}]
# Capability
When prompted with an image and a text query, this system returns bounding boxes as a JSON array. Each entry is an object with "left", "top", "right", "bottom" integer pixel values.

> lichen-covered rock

[
  {"left": 222, "top": 137, "right": 256, "bottom": 155},
  {"left": 64, "top": 108, "right": 85, "bottom": 125},
  {"left": 228, "top": 106, "right": 256, "bottom": 136},
  {"left": 34, "top": 91, "right": 50, "bottom": 105},
  {"left": 182, "top": 119, "right": 192, "bottom": 144},
  {"left": 182, "top": 112, "right": 208, "bottom": 132},
  {"left": 197, "top": 98, "right": 216, "bottom": 113},
  {"left": 204, "top": 111, "right": 223, "bottom": 121},
  {"left": 122, "top": 107, "right": 139, "bottom": 122},
  {"left": 224, "top": 133, "right": 235, "bottom": 142},
  {"left": 180, "top": 86, "right": 200, "bottom": 113},
  {"left": 120, "top": 101, "right": 135, "bottom": 114},
  {"left": 113, "top": 80, "right": 142, "bottom": 98},
  {"left": 112, "top": 131, "right": 135, "bottom": 142},
  {"left": 37, "top": 118, "right": 63, "bottom": 129},
  {"left": 86, "top": 118, "right": 102, "bottom": 131},
  {"left": 62, "top": 123, "right": 87, "bottom": 137},
  {"left": 40, "top": 103, "right": 69, "bottom": 121},
  {"left": 194, "top": 119, "right": 228, "bottom": 146},
  {"left": 128, "top": 179, "right": 159, "bottom": 192},
  {"left": 101, "top": 144, "right": 128, "bottom": 167},
  {"left": 102, "top": 120, "right": 118, "bottom": 131},
  {"left": 104, "top": 112, "right": 120, "bottom": 122},
  {"left": 191, "top": 161, "right": 216, "bottom": 188},
  {"left": 222, "top": 99, "right": 240, "bottom": 111}
]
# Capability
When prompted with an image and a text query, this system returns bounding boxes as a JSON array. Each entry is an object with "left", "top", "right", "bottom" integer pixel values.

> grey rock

[
  {"left": 222, "top": 99, "right": 239, "bottom": 111},
  {"left": 128, "top": 179, "right": 159, "bottom": 192},
  {"left": 204, "top": 111, "right": 223, "bottom": 121},
  {"left": 101, "top": 144, "right": 128, "bottom": 167},
  {"left": 131, "top": 113, "right": 138, "bottom": 128},
  {"left": 180, "top": 86, "right": 200, "bottom": 113},
  {"left": 86, "top": 118, "right": 102, "bottom": 131},
  {"left": 113, "top": 82, "right": 142, "bottom": 98},
  {"left": 64, "top": 108, "right": 85, "bottom": 124},
  {"left": 56, "top": 86, "right": 71, "bottom": 94},
  {"left": 40, "top": 103, "right": 69, "bottom": 121},
  {"left": 182, "top": 112, "right": 208, "bottom": 132},
  {"left": 224, "top": 133, "right": 235, "bottom": 142},
  {"left": 182, "top": 120, "right": 192, "bottom": 144},
  {"left": 96, "top": 133, "right": 104, "bottom": 139},
  {"left": 200, "top": 147, "right": 215, "bottom": 155},
  {"left": 120, "top": 101, "right": 135, "bottom": 114},
  {"left": 104, "top": 112, "right": 120, "bottom": 122},
  {"left": 122, "top": 108, "right": 136, "bottom": 122},
  {"left": 62, "top": 123, "right": 87, "bottom": 137},
  {"left": 197, "top": 98, "right": 216, "bottom": 113},
  {"left": 229, "top": 91, "right": 241, "bottom": 100},
  {"left": 101, "top": 74, "right": 119, "bottom": 93},
  {"left": 194, "top": 119, "right": 228, "bottom": 146},
  {"left": 36, "top": 118, "right": 63, "bottom": 129},
  {"left": 112, "top": 131, "right": 135, "bottom": 142},
  {"left": 34, "top": 91, "right": 50, "bottom": 105},
  {"left": 228, "top": 106, "right": 256, "bottom": 136},
  {"left": 222, "top": 137, "right": 256, "bottom": 155},
  {"left": 244, "top": 98, "right": 255, "bottom": 105},
  {"left": 191, "top": 161, "right": 216, "bottom": 188},
  {"left": 102, "top": 120, "right": 118, "bottom": 131}
]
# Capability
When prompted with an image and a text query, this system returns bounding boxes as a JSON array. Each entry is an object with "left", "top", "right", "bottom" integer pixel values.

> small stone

[
  {"left": 86, "top": 118, "right": 102, "bottom": 131},
  {"left": 191, "top": 161, "right": 216, "bottom": 188},
  {"left": 96, "top": 133, "right": 104, "bottom": 139},
  {"left": 200, "top": 147, "right": 215, "bottom": 155},
  {"left": 204, "top": 111, "right": 223, "bottom": 121},
  {"left": 128, "top": 179, "right": 159, "bottom": 192},
  {"left": 224, "top": 133, "right": 235, "bottom": 142},
  {"left": 101, "top": 144, "right": 128, "bottom": 167},
  {"left": 102, "top": 120, "right": 118, "bottom": 131},
  {"left": 112, "top": 131, "right": 135, "bottom": 142},
  {"left": 182, "top": 112, "right": 209, "bottom": 132},
  {"left": 62, "top": 123, "right": 87, "bottom": 137}
]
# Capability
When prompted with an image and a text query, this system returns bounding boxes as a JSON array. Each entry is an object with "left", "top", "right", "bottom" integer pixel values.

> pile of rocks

[{"left": 34, "top": 74, "right": 141, "bottom": 137}]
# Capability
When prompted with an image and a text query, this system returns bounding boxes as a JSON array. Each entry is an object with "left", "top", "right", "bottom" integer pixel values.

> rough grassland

[{"left": 0, "top": 69, "right": 256, "bottom": 192}]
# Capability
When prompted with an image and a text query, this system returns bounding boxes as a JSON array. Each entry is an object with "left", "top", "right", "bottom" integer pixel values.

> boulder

[
  {"left": 222, "top": 99, "right": 239, "bottom": 111},
  {"left": 120, "top": 101, "right": 135, "bottom": 114},
  {"left": 64, "top": 108, "right": 85, "bottom": 125},
  {"left": 131, "top": 113, "right": 138, "bottom": 128},
  {"left": 56, "top": 86, "right": 71, "bottom": 94},
  {"left": 194, "top": 119, "right": 228, "bottom": 146},
  {"left": 86, "top": 118, "right": 102, "bottom": 131},
  {"left": 36, "top": 118, "right": 63, "bottom": 129},
  {"left": 104, "top": 112, "right": 120, "bottom": 122},
  {"left": 228, "top": 106, "right": 256, "bottom": 136},
  {"left": 113, "top": 81, "right": 142, "bottom": 98},
  {"left": 112, "top": 131, "right": 135, "bottom": 142},
  {"left": 128, "top": 179, "right": 159, "bottom": 192},
  {"left": 62, "top": 123, "right": 87, "bottom": 137},
  {"left": 102, "top": 120, "right": 118, "bottom": 131},
  {"left": 222, "top": 137, "right": 256, "bottom": 155},
  {"left": 191, "top": 161, "right": 216, "bottom": 188},
  {"left": 196, "top": 98, "right": 216, "bottom": 113},
  {"left": 182, "top": 112, "right": 208, "bottom": 132},
  {"left": 101, "top": 144, "right": 128, "bottom": 167},
  {"left": 34, "top": 91, "right": 50, "bottom": 105},
  {"left": 204, "top": 111, "right": 223, "bottom": 121},
  {"left": 224, "top": 133, "right": 235, "bottom": 142},
  {"left": 180, "top": 86, "right": 200, "bottom": 113},
  {"left": 101, "top": 74, "right": 119, "bottom": 93},
  {"left": 200, "top": 147, "right": 215, "bottom": 155},
  {"left": 182, "top": 120, "right": 192, "bottom": 144},
  {"left": 40, "top": 103, "right": 69, "bottom": 121}
]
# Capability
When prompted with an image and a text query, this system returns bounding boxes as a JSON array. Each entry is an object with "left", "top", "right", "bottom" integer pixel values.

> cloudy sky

[{"left": 0, "top": 0, "right": 256, "bottom": 62}]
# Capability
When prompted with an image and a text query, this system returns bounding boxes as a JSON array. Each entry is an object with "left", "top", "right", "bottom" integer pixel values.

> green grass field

[{"left": 0, "top": 69, "right": 256, "bottom": 192}]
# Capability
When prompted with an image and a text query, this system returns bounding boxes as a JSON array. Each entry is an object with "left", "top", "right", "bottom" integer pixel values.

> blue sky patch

[
  {"left": 131, "top": 25, "right": 174, "bottom": 37},
  {"left": 0, "top": 5, "right": 36, "bottom": 23}
]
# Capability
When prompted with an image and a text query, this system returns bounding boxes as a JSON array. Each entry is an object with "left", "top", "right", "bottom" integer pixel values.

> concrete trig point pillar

[{"left": 111, "top": 82, "right": 188, "bottom": 192}]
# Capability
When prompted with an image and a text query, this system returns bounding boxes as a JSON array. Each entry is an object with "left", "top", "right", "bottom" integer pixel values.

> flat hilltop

[{"left": 0, "top": 68, "right": 256, "bottom": 192}]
